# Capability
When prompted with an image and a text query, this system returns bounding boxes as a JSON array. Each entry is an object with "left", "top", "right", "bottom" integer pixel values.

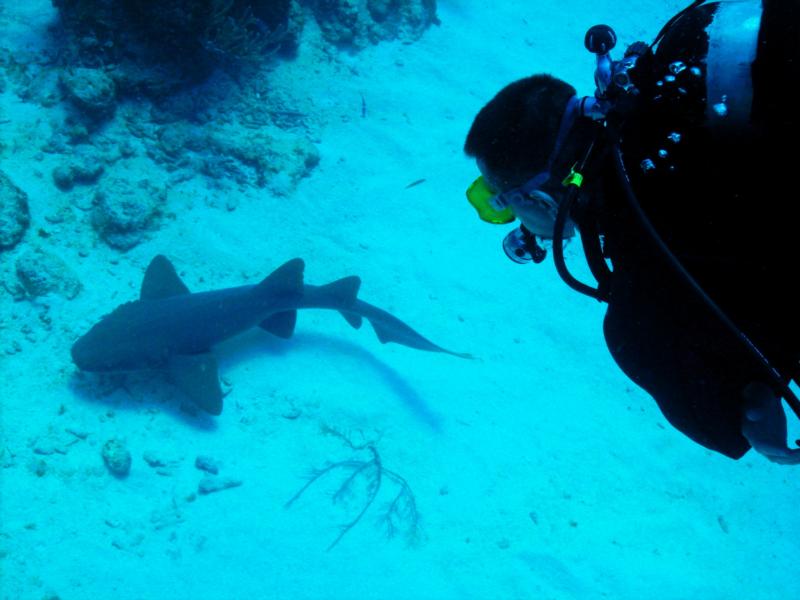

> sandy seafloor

[{"left": 1, "top": 1, "right": 799, "bottom": 599}]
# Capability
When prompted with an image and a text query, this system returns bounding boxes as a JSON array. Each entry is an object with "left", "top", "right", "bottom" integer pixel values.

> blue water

[{"left": 1, "top": 1, "right": 798, "bottom": 599}]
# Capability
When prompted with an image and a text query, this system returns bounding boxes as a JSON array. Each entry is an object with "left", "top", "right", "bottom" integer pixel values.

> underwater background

[{"left": 1, "top": 1, "right": 798, "bottom": 598}]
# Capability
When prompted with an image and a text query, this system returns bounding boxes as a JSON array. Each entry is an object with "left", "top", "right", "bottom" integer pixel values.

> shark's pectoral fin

[
  {"left": 168, "top": 353, "right": 223, "bottom": 415},
  {"left": 141, "top": 255, "right": 191, "bottom": 300},
  {"left": 340, "top": 311, "right": 363, "bottom": 329},
  {"left": 260, "top": 310, "right": 297, "bottom": 338}
]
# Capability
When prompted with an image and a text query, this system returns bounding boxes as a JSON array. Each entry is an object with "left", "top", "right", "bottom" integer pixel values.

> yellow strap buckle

[{"left": 562, "top": 164, "right": 584, "bottom": 188}]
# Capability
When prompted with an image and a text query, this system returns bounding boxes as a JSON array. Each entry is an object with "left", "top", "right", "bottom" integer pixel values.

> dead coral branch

[{"left": 285, "top": 445, "right": 420, "bottom": 551}]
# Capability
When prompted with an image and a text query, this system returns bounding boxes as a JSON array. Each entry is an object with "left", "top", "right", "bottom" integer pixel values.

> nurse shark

[{"left": 71, "top": 255, "right": 470, "bottom": 414}]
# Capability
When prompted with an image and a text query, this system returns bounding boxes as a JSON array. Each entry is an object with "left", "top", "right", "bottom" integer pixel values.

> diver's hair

[{"left": 464, "top": 74, "right": 577, "bottom": 188}]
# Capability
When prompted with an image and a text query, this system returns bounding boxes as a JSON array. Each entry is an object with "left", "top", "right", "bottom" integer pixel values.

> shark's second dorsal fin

[
  {"left": 319, "top": 276, "right": 362, "bottom": 329},
  {"left": 320, "top": 275, "right": 362, "bottom": 329},
  {"left": 141, "top": 255, "right": 190, "bottom": 300},
  {"left": 320, "top": 276, "right": 361, "bottom": 306},
  {"left": 254, "top": 258, "right": 305, "bottom": 297}
]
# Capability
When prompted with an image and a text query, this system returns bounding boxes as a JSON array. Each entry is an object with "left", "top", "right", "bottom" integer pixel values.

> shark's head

[
  {"left": 71, "top": 324, "right": 120, "bottom": 371},
  {"left": 71, "top": 302, "right": 154, "bottom": 372}
]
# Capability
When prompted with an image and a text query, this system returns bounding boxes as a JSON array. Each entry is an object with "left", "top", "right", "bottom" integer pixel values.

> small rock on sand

[
  {"left": 194, "top": 455, "right": 220, "bottom": 474},
  {"left": 101, "top": 439, "right": 132, "bottom": 477},
  {"left": 198, "top": 475, "right": 242, "bottom": 495}
]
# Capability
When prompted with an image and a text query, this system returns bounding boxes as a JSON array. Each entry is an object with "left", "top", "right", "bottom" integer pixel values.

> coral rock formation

[
  {"left": 15, "top": 248, "right": 83, "bottom": 299},
  {"left": 0, "top": 171, "right": 31, "bottom": 251},
  {"left": 59, "top": 67, "right": 117, "bottom": 123},
  {"left": 312, "top": 0, "right": 438, "bottom": 48},
  {"left": 91, "top": 177, "right": 166, "bottom": 250}
]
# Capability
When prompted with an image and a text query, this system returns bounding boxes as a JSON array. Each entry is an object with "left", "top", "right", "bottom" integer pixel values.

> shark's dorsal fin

[
  {"left": 260, "top": 310, "right": 297, "bottom": 338},
  {"left": 168, "top": 352, "right": 223, "bottom": 415},
  {"left": 141, "top": 255, "right": 190, "bottom": 300},
  {"left": 254, "top": 258, "right": 305, "bottom": 297}
]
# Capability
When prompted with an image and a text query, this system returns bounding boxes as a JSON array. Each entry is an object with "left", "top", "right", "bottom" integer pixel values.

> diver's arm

[{"left": 741, "top": 382, "right": 800, "bottom": 465}]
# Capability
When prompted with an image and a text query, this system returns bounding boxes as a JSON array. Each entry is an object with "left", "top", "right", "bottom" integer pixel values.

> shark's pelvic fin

[
  {"left": 254, "top": 258, "right": 305, "bottom": 297},
  {"left": 370, "top": 319, "right": 394, "bottom": 345},
  {"left": 340, "top": 311, "right": 363, "bottom": 329},
  {"left": 141, "top": 255, "right": 191, "bottom": 300},
  {"left": 168, "top": 352, "right": 223, "bottom": 415},
  {"left": 260, "top": 311, "right": 297, "bottom": 338}
]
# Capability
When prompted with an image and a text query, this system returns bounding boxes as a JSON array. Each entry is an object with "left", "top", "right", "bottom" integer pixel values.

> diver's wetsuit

[{"left": 589, "top": 0, "right": 799, "bottom": 458}]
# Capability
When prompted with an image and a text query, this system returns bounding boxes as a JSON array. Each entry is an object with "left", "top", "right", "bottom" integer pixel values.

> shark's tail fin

[
  {"left": 367, "top": 315, "right": 473, "bottom": 359},
  {"left": 356, "top": 301, "right": 474, "bottom": 359}
]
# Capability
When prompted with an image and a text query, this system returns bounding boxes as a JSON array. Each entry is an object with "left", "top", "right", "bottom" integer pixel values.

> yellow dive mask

[{"left": 465, "top": 175, "right": 515, "bottom": 224}]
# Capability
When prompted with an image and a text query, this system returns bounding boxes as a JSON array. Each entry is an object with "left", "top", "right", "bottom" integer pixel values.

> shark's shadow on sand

[
  {"left": 70, "top": 255, "right": 466, "bottom": 427},
  {"left": 250, "top": 330, "right": 446, "bottom": 431}
]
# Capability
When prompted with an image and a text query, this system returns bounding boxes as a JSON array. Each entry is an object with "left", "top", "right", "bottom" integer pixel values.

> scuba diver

[{"left": 463, "top": 0, "right": 800, "bottom": 463}]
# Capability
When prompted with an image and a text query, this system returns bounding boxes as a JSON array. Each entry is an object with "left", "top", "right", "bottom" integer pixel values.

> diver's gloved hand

[{"left": 741, "top": 382, "right": 800, "bottom": 465}]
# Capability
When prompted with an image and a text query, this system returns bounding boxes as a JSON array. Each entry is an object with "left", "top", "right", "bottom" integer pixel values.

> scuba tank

[{"left": 562, "top": 1, "right": 800, "bottom": 420}]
